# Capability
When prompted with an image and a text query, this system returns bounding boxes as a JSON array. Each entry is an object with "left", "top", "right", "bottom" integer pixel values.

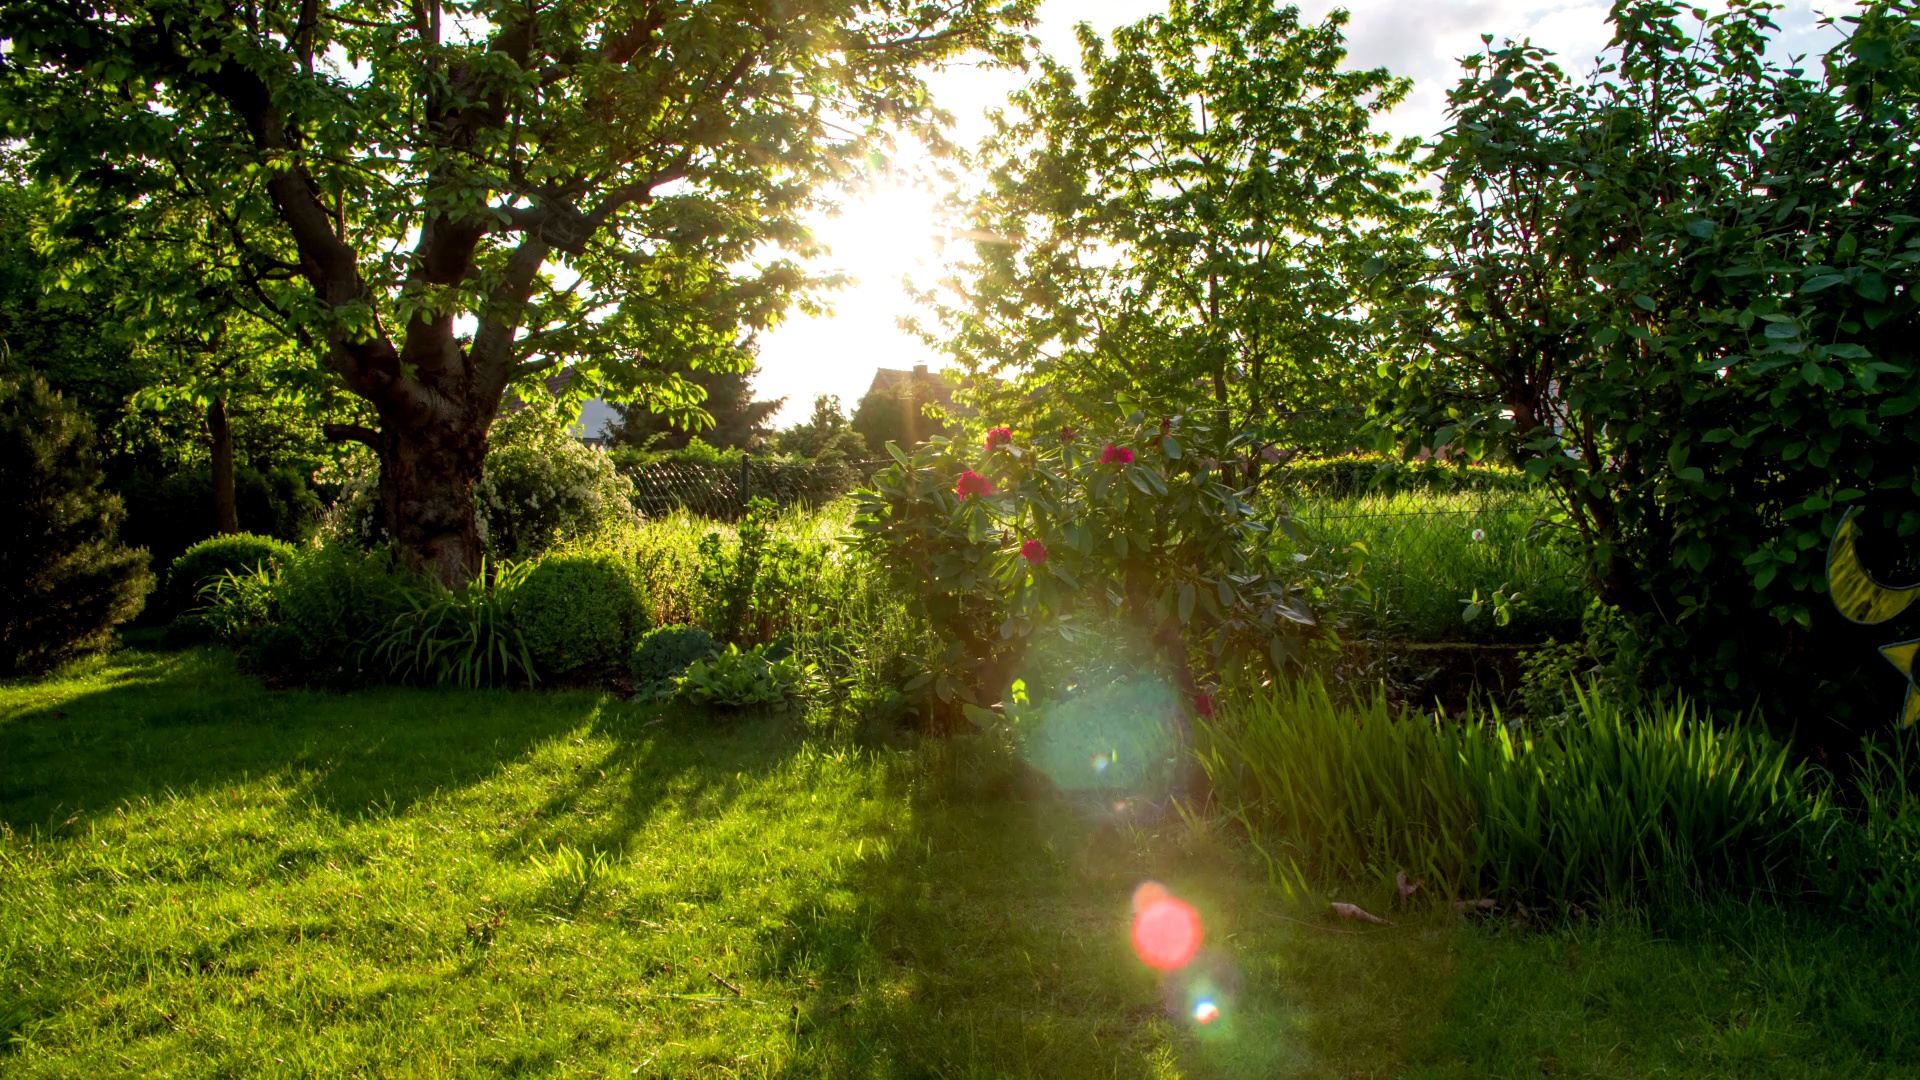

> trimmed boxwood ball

[
  {"left": 630, "top": 624, "right": 718, "bottom": 690},
  {"left": 163, "top": 533, "right": 297, "bottom": 617},
  {"left": 511, "top": 553, "right": 648, "bottom": 681}
]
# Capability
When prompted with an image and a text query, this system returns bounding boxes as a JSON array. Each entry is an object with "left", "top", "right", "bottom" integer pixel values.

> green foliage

[
  {"left": 1270, "top": 454, "right": 1530, "bottom": 498},
  {"left": 120, "top": 462, "right": 323, "bottom": 572},
  {"left": 265, "top": 545, "right": 420, "bottom": 684},
  {"left": 0, "top": 0, "right": 1033, "bottom": 572},
  {"left": 1199, "top": 678, "right": 1824, "bottom": 906},
  {"left": 1821, "top": 731, "right": 1920, "bottom": 926},
  {"left": 694, "top": 499, "right": 776, "bottom": 643},
  {"left": 1296, "top": 491, "right": 1588, "bottom": 644},
  {"left": 629, "top": 505, "right": 932, "bottom": 733},
  {"left": 373, "top": 560, "right": 538, "bottom": 689},
  {"left": 850, "top": 413, "right": 1323, "bottom": 713},
  {"left": 161, "top": 533, "right": 296, "bottom": 619},
  {"left": 475, "top": 398, "right": 637, "bottom": 559},
  {"left": 510, "top": 553, "right": 648, "bottom": 682},
  {"left": 673, "top": 643, "right": 812, "bottom": 709},
  {"left": 772, "top": 395, "right": 869, "bottom": 463},
  {"left": 0, "top": 371, "right": 151, "bottom": 673},
  {"left": 925, "top": 0, "right": 1415, "bottom": 448},
  {"left": 629, "top": 624, "right": 719, "bottom": 692},
  {"left": 607, "top": 359, "right": 783, "bottom": 452},
  {"left": 182, "top": 565, "right": 281, "bottom": 648},
  {"left": 1373, "top": 1, "right": 1920, "bottom": 727},
  {"left": 851, "top": 375, "right": 954, "bottom": 454}
]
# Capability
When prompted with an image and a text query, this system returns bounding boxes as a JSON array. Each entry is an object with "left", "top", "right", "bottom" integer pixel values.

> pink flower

[
  {"left": 985, "top": 426, "right": 1013, "bottom": 451},
  {"left": 955, "top": 470, "right": 993, "bottom": 499},
  {"left": 1193, "top": 693, "right": 1214, "bottom": 718},
  {"left": 1021, "top": 539, "right": 1048, "bottom": 565},
  {"left": 1101, "top": 444, "right": 1135, "bottom": 465}
]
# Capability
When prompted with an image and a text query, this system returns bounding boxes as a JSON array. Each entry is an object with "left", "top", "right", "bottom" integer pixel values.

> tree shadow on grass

[
  {"left": 0, "top": 648, "right": 600, "bottom": 830},
  {"left": 752, "top": 736, "right": 1376, "bottom": 1079}
]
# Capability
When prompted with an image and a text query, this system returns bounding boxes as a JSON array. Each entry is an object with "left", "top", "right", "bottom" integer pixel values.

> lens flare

[
  {"left": 1092, "top": 753, "right": 1111, "bottom": 774},
  {"left": 1193, "top": 999, "right": 1220, "bottom": 1025},
  {"left": 1130, "top": 882, "right": 1203, "bottom": 971}
]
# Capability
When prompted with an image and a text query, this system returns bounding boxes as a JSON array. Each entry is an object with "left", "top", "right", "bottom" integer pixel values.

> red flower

[
  {"left": 955, "top": 470, "right": 993, "bottom": 499},
  {"left": 1101, "top": 444, "right": 1135, "bottom": 465},
  {"left": 1193, "top": 693, "right": 1214, "bottom": 718},
  {"left": 985, "top": 426, "right": 1013, "bottom": 451},
  {"left": 1021, "top": 539, "right": 1048, "bottom": 565}
]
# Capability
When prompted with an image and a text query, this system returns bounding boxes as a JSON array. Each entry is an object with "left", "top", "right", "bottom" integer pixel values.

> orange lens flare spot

[{"left": 1130, "top": 893, "right": 1203, "bottom": 971}]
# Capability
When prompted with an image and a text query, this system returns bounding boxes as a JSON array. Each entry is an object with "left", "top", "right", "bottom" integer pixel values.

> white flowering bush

[{"left": 475, "top": 397, "right": 637, "bottom": 559}]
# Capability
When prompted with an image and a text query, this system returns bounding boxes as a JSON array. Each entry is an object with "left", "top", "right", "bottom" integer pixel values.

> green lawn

[{"left": 3, "top": 650, "right": 1917, "bottom": 1077}]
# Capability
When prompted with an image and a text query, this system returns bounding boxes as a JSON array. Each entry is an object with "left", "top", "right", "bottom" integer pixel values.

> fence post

[{"left": 739, "top": 453, "right": 751, "bottom": 517}]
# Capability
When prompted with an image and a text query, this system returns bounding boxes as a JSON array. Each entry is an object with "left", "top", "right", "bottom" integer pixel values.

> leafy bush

[
  {"left": 510, "top": 553, "right": 648, "bottom": 681},
  {"left": 373, "top": 559, "right": 538, "bottom": 688},
  {"left": 1373, "top": 3, "right": 1920, "bottom": 730},
  {"left": 161, "top": 532, "right": 296, "bottom": 619},
  {"left": 266, "top": 544, "right": 420, "bottom": 683},
  {"left": 850, "top": 412, "right": 1324, "bottom": 719},
  {"left": 630, "top": 624, "right": 718, "bottom": 692},
  {"left": 181, "top": 565, "right": 280, "bottom": 647},
  {"left": 118, "top": 462, "right": 321, "bottom": 571},
  {"left": 0, "top": 371, "right": 152, "bottom": 673},
  {"left": 674, "top": 643, "right": 810, "bottom": 709},
  {"left": 1198, "top": 678, "right": 1824, "bottom": 905},
  {"left": 476, "top": 398, "right": 637, "bottom": 559}
]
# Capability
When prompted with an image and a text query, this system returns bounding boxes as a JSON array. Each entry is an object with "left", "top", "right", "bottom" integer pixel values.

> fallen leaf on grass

[
  {"left": 1452, "top": 898, "right": 1497, "bottom": 914},
  {"left": 1329, "top": 902, "right": 1392, "bottom": 925}
]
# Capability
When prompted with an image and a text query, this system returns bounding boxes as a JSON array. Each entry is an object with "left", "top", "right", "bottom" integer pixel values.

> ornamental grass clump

[{"left": 1198, "top": 677, "right": 1826, "bottom": 906}]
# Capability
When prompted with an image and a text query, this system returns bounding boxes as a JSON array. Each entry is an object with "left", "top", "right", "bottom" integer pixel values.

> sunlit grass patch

[{"left": 3, "top": 650, "right": 1918, "bottom": 1077}]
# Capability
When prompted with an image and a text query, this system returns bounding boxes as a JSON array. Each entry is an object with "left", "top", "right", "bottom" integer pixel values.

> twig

[{"left": 707, "top": 970, "right": 744, "bottom": 996}]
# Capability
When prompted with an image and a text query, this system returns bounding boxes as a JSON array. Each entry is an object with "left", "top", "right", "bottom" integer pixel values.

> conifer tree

[{"left": 0, "top": 371, "right": 153, "bottom": 673}]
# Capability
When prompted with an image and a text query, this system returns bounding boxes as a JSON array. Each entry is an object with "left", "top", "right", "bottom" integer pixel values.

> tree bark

[{"left": 207, "top": 395, "right": 240, "bottom": 535}]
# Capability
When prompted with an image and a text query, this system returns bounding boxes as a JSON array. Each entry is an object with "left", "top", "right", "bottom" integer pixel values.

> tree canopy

[
  {"left": 920, "top": 0, "right": 1416, "bottom": 453},
  {"left": 0, "top": 0, "right": 1033, "bottom": 581}
]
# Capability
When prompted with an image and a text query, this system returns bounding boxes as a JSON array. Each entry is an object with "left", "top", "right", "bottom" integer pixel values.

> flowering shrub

[
  {"left": 476, "top": 400, "right": 638, "bottom": 558},
  {"left": 849, "top": 411, "right": 1322, "bottom": 722}
]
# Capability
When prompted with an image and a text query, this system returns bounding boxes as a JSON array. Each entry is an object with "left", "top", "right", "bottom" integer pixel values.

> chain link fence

[{"left": 622, "top": 457, "right": 885, "bottom": 520}]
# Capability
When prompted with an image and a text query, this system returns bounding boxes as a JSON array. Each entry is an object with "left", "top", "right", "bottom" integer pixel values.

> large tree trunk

[
  {"left": 207, "top": 395, "right": 240, "bottom": 535},
  {"left": 370, "top": 395, "right": 493, "bottom": 587}
]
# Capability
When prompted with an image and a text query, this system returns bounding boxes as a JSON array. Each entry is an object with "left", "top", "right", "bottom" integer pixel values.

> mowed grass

[{"left": 4, "top": 651, "right": 1918, "bottom": 1077}]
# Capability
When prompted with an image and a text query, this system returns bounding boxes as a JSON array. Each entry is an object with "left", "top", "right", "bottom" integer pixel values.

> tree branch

[{"left": 323, "top": 423, "right": 382, "bottom": 448}]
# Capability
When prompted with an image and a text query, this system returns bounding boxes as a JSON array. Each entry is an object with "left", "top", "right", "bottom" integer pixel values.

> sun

[{"left": 753, "top": 176, "right": 955, "bottom": 425}]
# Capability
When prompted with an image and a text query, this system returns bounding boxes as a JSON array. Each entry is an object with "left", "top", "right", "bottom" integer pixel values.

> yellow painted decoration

[
  {"left": 1827, "top": 508, "right": 1920, "bottom": 625},
  {"left": 1880, "top": 639, "right": 1920, "bottom": 729}
]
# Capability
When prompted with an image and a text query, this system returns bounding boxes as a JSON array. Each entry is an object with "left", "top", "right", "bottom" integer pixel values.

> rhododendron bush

[{"left": 849, "top": 410, "right": 1322, "bottom": 721}]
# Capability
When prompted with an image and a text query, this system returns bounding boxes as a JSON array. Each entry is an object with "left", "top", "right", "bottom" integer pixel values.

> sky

[{"left": 749, "top": 0, "right": 1854, "bottom": 427}]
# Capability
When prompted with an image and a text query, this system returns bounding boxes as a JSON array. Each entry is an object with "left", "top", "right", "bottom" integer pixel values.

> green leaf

[
  {"left": 1799, "top": 274, "right": 1847, "bottom": 293},
  {"left": 1178, "top": 582, "right": 1196, "bottom": 624}
]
